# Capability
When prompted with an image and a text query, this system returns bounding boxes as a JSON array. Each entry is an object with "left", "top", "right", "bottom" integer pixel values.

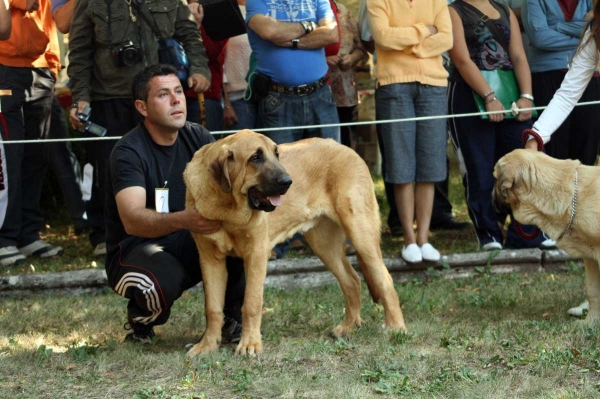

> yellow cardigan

[{"left": 367, "top": 0, "right": 453, "bottom": 87}]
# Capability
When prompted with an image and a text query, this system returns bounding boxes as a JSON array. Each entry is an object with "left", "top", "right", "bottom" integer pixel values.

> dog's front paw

[
  {"left": 186, "top": 336, "right": 221, "bottom": 357},
  {"left": 331, "top": 318, "right": 363, "bottom": 338},
  {"left": 234, "top": 333, "right": 263, "bottom": 356}
]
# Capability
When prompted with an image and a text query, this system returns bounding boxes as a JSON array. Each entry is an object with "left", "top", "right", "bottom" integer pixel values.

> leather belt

[{"left": 269, "top": 76, "right": 329, "bottom": 96}]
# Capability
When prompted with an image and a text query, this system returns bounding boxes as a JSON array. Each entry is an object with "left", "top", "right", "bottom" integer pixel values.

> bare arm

[
  {"left": 52, "top": 0, "right": 74, "bottom": 34},
  {"left": 0, "top": 0, "right": 10, "bottom": 40},
  {"left": 448, "top": 8, "right": 505, "bottom": 122},
  {"left": 116, "top": 186, "right": 222, "bottom": 238},
  {"left": 247, "top": 14, "right": 305, "bottom": 42},
  {"left": 291, "top": 17, "right": 338, "bottom": 49},
  {"left": 507, "top": 9, "right": 533, "bottom": 121}
]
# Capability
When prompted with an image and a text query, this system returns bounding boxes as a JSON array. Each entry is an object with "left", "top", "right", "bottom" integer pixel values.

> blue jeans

[
  {"left": 258, "top": 84, "right": 340, "bottom": 144},
  {"left": 226, "top": 98, "right": 257, "bottom": 131},
  {"left": 375, "top": 82, "right": 448, "bottom": 184},
  {"left": 186, "top": 97, "right": 223, "bottom": 133}
]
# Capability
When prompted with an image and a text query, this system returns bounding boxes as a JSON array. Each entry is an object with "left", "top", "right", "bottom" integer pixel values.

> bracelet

[
  {"left": 224, "top": 104, "right": 232, "bottom": 109},
  {"left": 484, "top": 96, "right": 498, "bottom": 105},
  {"left": 71, "top": 103, "right": 79, "bottom": 109},
  {"left": 520, "top": 93, "right": 534, "bottom": 101},
  {"left": 522, "top": 128, "right": 544, "bottom": 151},
  {"left": 300, "top": 21, "right": 313, "bottom": 35},
  {"left": 482, "top": 90, "right": 495, "bottom": 99}
]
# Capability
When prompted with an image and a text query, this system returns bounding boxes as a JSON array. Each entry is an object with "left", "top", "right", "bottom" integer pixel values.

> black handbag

[{"left": 199, "top": 0, "right": 246, "bottom": 41}]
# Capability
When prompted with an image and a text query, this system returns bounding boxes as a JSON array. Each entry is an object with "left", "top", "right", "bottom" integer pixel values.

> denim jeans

[
  {"left": 186, "top": 97, "right": 223, "bottom": 134},
  {"left": 227, "top": 98, "right": 257, "bottom": 131},
  {"left": 258, "top": 84, "right": 340, "bottom": 144},
  {"left": 376, "top": 82, "right": 447, "bottom": 184}
]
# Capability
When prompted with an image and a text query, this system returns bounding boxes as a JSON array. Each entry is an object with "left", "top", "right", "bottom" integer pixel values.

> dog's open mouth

[{"left": 248, "top": 186, "right": 283, "bottom": 212}]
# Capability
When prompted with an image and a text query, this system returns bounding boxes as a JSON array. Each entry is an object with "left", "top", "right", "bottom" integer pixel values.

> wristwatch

[{"left": 291, "top": 38, "right": 300, "bottom": 49}]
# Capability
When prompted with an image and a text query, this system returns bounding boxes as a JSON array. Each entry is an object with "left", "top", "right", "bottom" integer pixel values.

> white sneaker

[
  {"left": 482, "top": 242, "right": 502, "bottom": 251},
  {"left": 93, "top": 242, "right": 107, "bottom": 256},
  {"left": 567, "top": 300, "right": 589, "bottom": 317},
  {"left": 402, "top": 243, "right": 422, "bottom": 263},
  {"left": 540, "top": 238, "right": 557, "bottom": 249},
  {"left": 19, "top": 240, "right": 63, "bottom": 258},
  {"left": 420, "top": 243, "right": 440, "bottom": 262},
  {"left": 0, "top": 246, "right": 27, "bottom": 266}
]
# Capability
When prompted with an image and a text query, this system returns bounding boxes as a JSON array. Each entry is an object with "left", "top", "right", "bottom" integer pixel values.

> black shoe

[
  {"left": 389, "top": 224, "right": 404, "bottom": 236},
  {"left": 221, "top": 316, "right": 243, "bottom": 344},
  {"left": 124, "top": 322, "right": 155, "bottom": 344},
  {"left": 430, "top": 217, "right": 470, "bottom": 231}
]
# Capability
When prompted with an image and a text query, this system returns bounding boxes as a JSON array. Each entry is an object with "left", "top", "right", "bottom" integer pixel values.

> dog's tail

[{"left": 356, "top": 253, "right": 381, "bottom": 304}]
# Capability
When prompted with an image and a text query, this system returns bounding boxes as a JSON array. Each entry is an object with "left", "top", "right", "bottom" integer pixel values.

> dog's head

[
  {"left": 206, "top": 130, "right": 292, "bottom": 212},
  {"left": 492, "top": 149, "right": 579, "bottom": 225}
]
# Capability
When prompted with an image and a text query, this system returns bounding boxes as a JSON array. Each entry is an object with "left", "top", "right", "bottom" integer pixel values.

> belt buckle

[{"left": 296, "top": 84, "right": 309, "bottom": 96}]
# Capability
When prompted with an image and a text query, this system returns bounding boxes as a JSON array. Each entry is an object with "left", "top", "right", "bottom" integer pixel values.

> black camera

[
  {"left": 76, "top": 106, "right": 107, "bottom": 137},
  {"left": 112, "top": 40, "right": 143, "bottom": 67}
]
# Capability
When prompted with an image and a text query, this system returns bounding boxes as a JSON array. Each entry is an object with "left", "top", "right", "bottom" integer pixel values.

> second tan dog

[
  {"left": 493, "top": 149, "right": 600, "bottom": 322},
  {"left": 183, "top": 130, "right": 406, "bottom": 356}
]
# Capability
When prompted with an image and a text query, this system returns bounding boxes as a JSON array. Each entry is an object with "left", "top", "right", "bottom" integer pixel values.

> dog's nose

[{"left": 277, "top": 175, "right": 292, "bottom": 188}]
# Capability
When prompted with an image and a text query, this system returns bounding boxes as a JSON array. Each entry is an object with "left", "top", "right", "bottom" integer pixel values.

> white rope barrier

[{"left": 1, "top": 100, "right": 600, "bottom": 145}]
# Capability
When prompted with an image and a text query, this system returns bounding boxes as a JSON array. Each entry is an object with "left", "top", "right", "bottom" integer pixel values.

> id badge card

[{"left": 155, "top": 188, "right": 169, "bottom": 213}]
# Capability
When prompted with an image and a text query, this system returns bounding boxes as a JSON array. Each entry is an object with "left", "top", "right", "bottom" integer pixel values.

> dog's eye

[
  {"left": 274, "top": 148, "right": 279, "bottom": 159},
  {"left": 250, "top": 152, "right": 262, "bottom": 163}
]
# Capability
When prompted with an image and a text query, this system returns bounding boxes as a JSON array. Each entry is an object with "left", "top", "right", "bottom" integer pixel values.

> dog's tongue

[{"left": 268, "top": 195, "right": 282, "bottom": 206}]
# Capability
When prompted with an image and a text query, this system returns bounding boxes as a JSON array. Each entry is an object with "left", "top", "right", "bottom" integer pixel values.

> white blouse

[{"left": 532, "top": 29, "right": 600, "bottom": 143}]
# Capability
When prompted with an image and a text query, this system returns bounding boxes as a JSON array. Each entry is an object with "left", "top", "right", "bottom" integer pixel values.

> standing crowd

[{"left": 1, "top": 0, "right": 599, "bottom": 341}]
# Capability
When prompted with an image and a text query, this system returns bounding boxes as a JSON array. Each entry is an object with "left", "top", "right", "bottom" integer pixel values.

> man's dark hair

[{"left": 131, "top": 64, "right": 179, "bottom": 101}]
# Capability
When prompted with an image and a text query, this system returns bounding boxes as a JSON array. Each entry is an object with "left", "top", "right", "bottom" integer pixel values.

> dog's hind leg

[
  {"left": 341, "top": 210, "right": 407, "bottom": 333},
  {"left": 304, "top": 218, "right": 364, "bottom": 337},
  {"left": 584, "top": 258, "right": 600, "bottom": 322}
]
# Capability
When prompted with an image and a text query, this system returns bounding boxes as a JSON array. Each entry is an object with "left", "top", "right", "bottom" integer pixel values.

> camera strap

[{"left": 133, "top": 2, "right": 167, "bottom": 46}]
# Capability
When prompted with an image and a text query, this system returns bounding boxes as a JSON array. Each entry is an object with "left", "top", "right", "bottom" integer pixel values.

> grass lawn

[{"left": 1, "top": 269, "right": 597, "bottom": 398}]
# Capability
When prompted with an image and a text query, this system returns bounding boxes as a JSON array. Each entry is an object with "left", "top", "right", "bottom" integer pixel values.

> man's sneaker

[
  {"left": 482, "top": 242, "right": 502, "bottom": 251},
  {"left": 18, "top": 240, "right": 63, "bottom": 258},
  {"left": 540, "top": 238, "right": 557, "bottom": 249},
  {"left": 124, "top": 322, "right": 155, "bottom": 344},
  {"left": 0, "top": 246, "right": 27, "bottom": 266},
  {"left": 221, "top": 316, "right": 243, "bottom": 344},
  {"left": 93, "top": 242, "right": 107, "bottom": 256}
]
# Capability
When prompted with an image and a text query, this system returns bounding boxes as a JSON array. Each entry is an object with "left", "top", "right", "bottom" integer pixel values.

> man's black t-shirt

[{"left": 105, "top": 121, "right": 214, "bottom": 265}]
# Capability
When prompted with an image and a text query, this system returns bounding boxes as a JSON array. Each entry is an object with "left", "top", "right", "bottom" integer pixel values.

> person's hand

[
  {"left": 25, "top": 0, "right": 39, "bottom": 12},
  {"left": 485, "top": 98, "right": 505, "bottom": 122},
  {"left": 326, "top": 55, "right": 341, "bottom": 67},
  {"left": 189, "top": 2, "right": 204, "bottom": 27},
  {"left": 525, "top": 138, "right": 539, "bottom": 151},
  {"left": 69, "top": 100, "right": 91, "bottom": 130},
  {"left": 223, "top": 105, "right": 239, "bottom": 127},
  {"left": 339, "top": 54, "right": 354, "bottom": 70},
  {"left": 515, "top": 98, "right": 533, "bottom": 122},
  {"left": 181, "top": 207, "right": 222, "bottom": 234},
  {"left": 188, "top": 73, "right": 210, "bottom": 93},
  {"left": 427, "top": 25, "right": 437, "bottom": 35}
]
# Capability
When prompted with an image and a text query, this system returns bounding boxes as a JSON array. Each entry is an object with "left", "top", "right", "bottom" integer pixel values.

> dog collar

[{"left": 558, "top": 168, "right": 578, "bottom": 240}]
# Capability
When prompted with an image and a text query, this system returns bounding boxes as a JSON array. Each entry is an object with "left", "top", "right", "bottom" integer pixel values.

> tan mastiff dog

[
  {"left": 493, "top": 149, "right": 600, "bottom": 322},
  {"left": 183, "top": 130, "right": 406, "bottom": 356}
]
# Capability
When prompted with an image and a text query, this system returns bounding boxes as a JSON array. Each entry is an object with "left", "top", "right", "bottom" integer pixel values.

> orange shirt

[{"left": 0, "top": 0, "right": 60, "bottom": 78}]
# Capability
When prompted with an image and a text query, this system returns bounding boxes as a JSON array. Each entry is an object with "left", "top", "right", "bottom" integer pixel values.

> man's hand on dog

[{"left": 180, "top": 207, "right": 222, "bottom": 234}]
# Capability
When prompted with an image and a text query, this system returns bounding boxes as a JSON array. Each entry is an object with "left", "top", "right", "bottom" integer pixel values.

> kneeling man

[{"left": 105, "top": 64, "right": 246, "bottom": 343}]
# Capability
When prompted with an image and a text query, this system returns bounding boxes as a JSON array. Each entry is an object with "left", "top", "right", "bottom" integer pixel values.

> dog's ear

[{"left": 209, "top": 147, "right": 234, "bottom": 193}]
